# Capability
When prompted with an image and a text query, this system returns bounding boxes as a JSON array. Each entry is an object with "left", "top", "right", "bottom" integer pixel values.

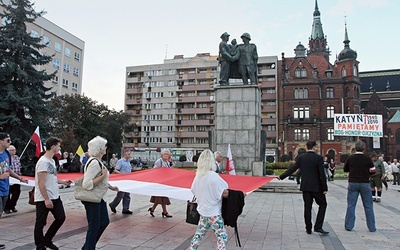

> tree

[
  {"left": 50, "top": 94, "right": 130, "bottom": 159},
  {"left": 0, "top": 0, "right": 55, "bottom": 150}
]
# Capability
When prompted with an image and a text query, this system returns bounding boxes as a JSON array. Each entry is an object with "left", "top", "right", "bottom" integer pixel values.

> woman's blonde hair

[{"left": 196, "top": 149, "right": 216, "bottom": 177}]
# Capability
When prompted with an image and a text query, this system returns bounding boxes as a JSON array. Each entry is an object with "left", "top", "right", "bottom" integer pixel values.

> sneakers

[{"left": 375, "top": 197, "right": 381, "bottom": 202}]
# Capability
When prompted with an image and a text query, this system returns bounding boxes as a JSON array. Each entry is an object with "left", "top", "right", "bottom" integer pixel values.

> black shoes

[
  {"left": 161, "top": 212, "right": 172, "bottom": 218},
  {"left": 306, "top": 229, "right": 312, "bottom": 234},
  {"left": 44, "top": 241, "right": 59, "bottom": 250},
  {"left": 109, "top": 204, "right": 116, "bottom": 213},
  {"left": 122, "top": 210, "right": 133, "bottom": 214},
  {"left": 314, "top": 228, "right": 329, "bottom": 235},
  {"left": 148, "top": 208, "right": 155, "bottom": 217}
]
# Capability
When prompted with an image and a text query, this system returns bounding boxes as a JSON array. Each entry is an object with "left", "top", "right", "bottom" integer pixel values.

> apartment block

[
  {"left": 0, "top": 0, "right": 85, "bottom": 96},
  {"left": 124, "top": 53, "right": 278, "bottom": 162}
]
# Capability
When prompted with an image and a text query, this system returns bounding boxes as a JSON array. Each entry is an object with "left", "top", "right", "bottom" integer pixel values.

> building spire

[
  {"left": 308, "top": 0, "right": 329, "bottom": 59},
  {"left": 337, "top": 20, "right": 357, "bottom": 61}
]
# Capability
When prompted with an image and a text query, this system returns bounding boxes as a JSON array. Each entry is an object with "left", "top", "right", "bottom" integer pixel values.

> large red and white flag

[
  {"left": 225, "top": 143, "right": 236, "bottom": 175},
  {"left": 14, "top": 168, "right": 275, "bottom": 201},
  {"left": 31, "top": 126, "right": 43, "bottom": 157}
]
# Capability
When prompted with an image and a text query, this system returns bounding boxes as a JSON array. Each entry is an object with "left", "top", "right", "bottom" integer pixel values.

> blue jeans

[
  {"left": 81, "top": 200, "right": 110, "bottom": 250},
  {"left": 109, "top": 191, "right": 131, "bottom": 211},
  {"left": 345, "top": 182, "right": 376, "bottom": 232}
]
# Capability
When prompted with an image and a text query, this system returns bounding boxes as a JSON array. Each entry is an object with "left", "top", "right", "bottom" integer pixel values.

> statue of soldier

[
  {"left": 235, "top": 33, "right": 258, "bottom": 85},
  {"left": 218, "top": 32, "right": 234, "bottom": 85}
]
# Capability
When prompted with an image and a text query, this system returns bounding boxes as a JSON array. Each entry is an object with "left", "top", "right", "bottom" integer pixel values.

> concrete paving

[{"left": 1, "top": 179, "right": 400, "bottom": 249}]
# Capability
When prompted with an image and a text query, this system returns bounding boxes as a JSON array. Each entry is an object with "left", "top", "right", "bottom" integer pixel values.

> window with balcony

[
  {"left": 267, "top": 125, "right": 276, "bottom": 131},
  {"left": 187, "top": 138, "right": 195, "bottom": 143},
  {"left": 197, "top": 138, "right": 207, "bottom": 144}
]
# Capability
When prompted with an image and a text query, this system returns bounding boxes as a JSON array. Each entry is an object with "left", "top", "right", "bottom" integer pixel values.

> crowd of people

[{"left": 2, "top": 131, "right": 399, "bottom": 249}]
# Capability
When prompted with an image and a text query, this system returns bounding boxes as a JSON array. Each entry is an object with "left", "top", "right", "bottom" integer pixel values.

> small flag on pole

[
  {"left": 225, "top": 143, "right": 236, "bottom": 175},
  {"left": 76, "top": 145, "right": 84, "bottom": 157},
  {"left": 31, "top": 126, "right": 43, "bottom": 157}
]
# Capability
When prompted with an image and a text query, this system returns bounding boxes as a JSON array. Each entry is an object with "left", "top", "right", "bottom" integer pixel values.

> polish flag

[
  {"left": 225, "top": 143, "right": 236, "bottom": 175},
  {"left": 14, "top": 168, "right": 275, "bottom": 201},
  {"left": 31, "top": 126, "right": 43, "bottom": 157}
]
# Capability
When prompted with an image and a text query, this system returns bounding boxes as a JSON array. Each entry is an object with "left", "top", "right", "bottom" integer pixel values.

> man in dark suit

[{"left": 278, "top": 141, "right": 329, "bottom": 235}]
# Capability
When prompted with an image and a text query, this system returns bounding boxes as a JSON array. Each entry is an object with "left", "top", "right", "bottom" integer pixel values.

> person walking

[
  {"left": 370, "top": 152, "right": 386, "bottom": 202},
  {"left": 148, "top": 149, "right": 174, "bottom": 218},
  {"left": 343, "top": 141, "right": 376, "bottom": 232},
  {"left": 109, "top": 151, "right": 133, "bottom": 214},
  {"left": 34, "top": 137, "right": 72, "bottom": 250},
  {"left": 4, "top": 145, "right": 22, "bottom": 214},
  {"left": 81, "top": 136, "right": 118, "bottom": 250},
  {"left": 390, "top": 159, "right": 400, "bottom": 185},
  {"left": 278, "top": 140, "right": 329, "bottom": 235},
  {"left": 190, "top": 149, "right": 229, "bottom": 249}
]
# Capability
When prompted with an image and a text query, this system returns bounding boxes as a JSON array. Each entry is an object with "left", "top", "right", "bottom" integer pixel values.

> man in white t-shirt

[
  {"left": 34, "top": 137, "right": 72, "bottom": 250},
  {"left": 391, "top": 159, "right": 400, "bottom": 185}
]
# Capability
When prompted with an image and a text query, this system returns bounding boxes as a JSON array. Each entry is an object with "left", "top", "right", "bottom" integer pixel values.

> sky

[{"left": 31, "top": 0, "right": 400, "bottom": 111}]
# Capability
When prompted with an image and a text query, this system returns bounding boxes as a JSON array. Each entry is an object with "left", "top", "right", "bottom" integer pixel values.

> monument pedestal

[{"left": 213, "top": 84, "right": 262, "bottom": 173}]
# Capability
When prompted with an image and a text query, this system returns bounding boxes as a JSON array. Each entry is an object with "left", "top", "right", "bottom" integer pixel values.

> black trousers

[
  {"left": 34, "top": 197, "right": 66, "bottom": 248},
  {"left": 5, "top": 184, "right": 21, "bottom": 210},
  {"left": 302, "top": 191, "right": 327, "bottom": 231}
]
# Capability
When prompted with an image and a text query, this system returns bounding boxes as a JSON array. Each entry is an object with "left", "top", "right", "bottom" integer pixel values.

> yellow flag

[{"left": 76, "top": 145, "right": 84, "bottom": 157}]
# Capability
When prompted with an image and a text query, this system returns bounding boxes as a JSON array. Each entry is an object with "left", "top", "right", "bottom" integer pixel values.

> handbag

[
  {"left": 74, "top": 158, "right": 108, "bottom": 203},
  {"left": 28, "top": 187, "right": 35, "bottom": 205},
  {"left": 186, "top": 196, "right": 200, "bottom": 225}
]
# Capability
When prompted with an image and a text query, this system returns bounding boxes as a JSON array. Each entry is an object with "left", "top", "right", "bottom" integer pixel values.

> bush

[
  {"left": 265, "top": 169, "right": 274, "bottom": 175},
  {"left": 266, "top": 161, "right": 293, "bottom": 170}
]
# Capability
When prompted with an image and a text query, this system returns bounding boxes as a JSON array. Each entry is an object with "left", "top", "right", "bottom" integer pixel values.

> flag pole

[{"left": 19, "top": 138, "right": 32, "bottom": 159}]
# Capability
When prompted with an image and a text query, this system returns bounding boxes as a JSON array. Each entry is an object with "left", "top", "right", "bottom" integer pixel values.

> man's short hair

[
  {"left": 45, "top": 137, "right": 61, "bottom": 150},
  {"left": 355, "top": 141, "right": 365, "bottom": 152},
  {"left": 306, "top": 141, "right": 316, "bottom": 150}
]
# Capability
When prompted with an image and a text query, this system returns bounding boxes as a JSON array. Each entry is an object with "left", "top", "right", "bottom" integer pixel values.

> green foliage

[
  {"left": 266, "top": 161, "right": 293, "bottom": 170},
  {"left": 265, "top": 169, "right": 274, "bottom": 175},
  {"left": 0, "top": 0, "right": 54, "bottom": 153},
  {"left": 49, "top": 94, "right": 130, "bottom": 157}
]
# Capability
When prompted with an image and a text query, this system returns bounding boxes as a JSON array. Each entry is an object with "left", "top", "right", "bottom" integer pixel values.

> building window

[
  {"left": 327, "top": 106, "right": 334, "bottom": 118},
  {"left": 267, "top": 125, "right": 276, "bottom": 131},
  {"left": 326, "top": 87, "right": 334, "bottom": 98},
  {"left": 65, "top": 47, "right": 71, "bottom": 57},
  {"left": 63, "top": 63, "right": 70, "bottom": 73},
  {"left": 55, "top": 42, "right": 61, "bottom": 52},
  {"left": 267, "top": 101, "right": 276, "bottom": 106},
  {"left": 346, "top": 106, "right": 351, "bottom": 114},
  {"left": 197, "top": 126, "right": 206, "bottom": 132},
  {"left": 62, "top": 79, "right": 69, "bottom": 88},
  {"left": 327, "top": 128, "right": 334, "bottom": 141},
  {"left": 353, "top": 65, "right": 358, "bottom": 76},
  {"left": 345, "top": 87, "right": 350, "bottom": 98},
  {"left": 293, "top": 107, "right": 310, "bottom": 119},
  {"left": 167, "top": 138, "right": 173, "bottom": 143},
  {"left": 43, "top": 36, "right": 51, "bottom": 47},
  {"left": 197, "top": 138, "right": 207, "bottom": 144},
  {"left": 73, "top": 67, "right": 79, "bottom": 77},
  {"left": 52, "top": 76, "right": 59, "bottom": 84},
  {"left": 301, "top": 68, "right": 307, "bottom": 77},
  {"left": 167, "top": 126, "right": 173, "bottom": 131},
  {"left": 30, "top": 29, "right": 39, "bottom": 38},
  {"left": 72, "top": 82, "right": 78, "bottom": 92},
  {"left": 187, "top": 138, "right": 195, "bottom": 144},
  {"left": 295, "top": 68, "right": 301, "bottom": 78},
  {"left": 53, "top": 58, "right": 60, "bottom": 69},
  {"left": 188, "top": 126, "right": 194, "bottom": 132},
  {"left": 266, "top": 88, "right": 276, "bottom": 93},
  {"left": 294, "top": 88, "right": 308, "bottom": 99},
  {"left": 341, "top": 66, "right": 347, "bottom": 77},
  {"left": 294, "top": 129, "right": 301, "bottom": 141},
  {"left": 396, "top": 129, "right": 400, "bottom": 144},
  {"left": 302, "top": 129, "right": 310, "bottom": 141},
  {"left": 74, "top": 52, "right": 80, "bottom": 61}
]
